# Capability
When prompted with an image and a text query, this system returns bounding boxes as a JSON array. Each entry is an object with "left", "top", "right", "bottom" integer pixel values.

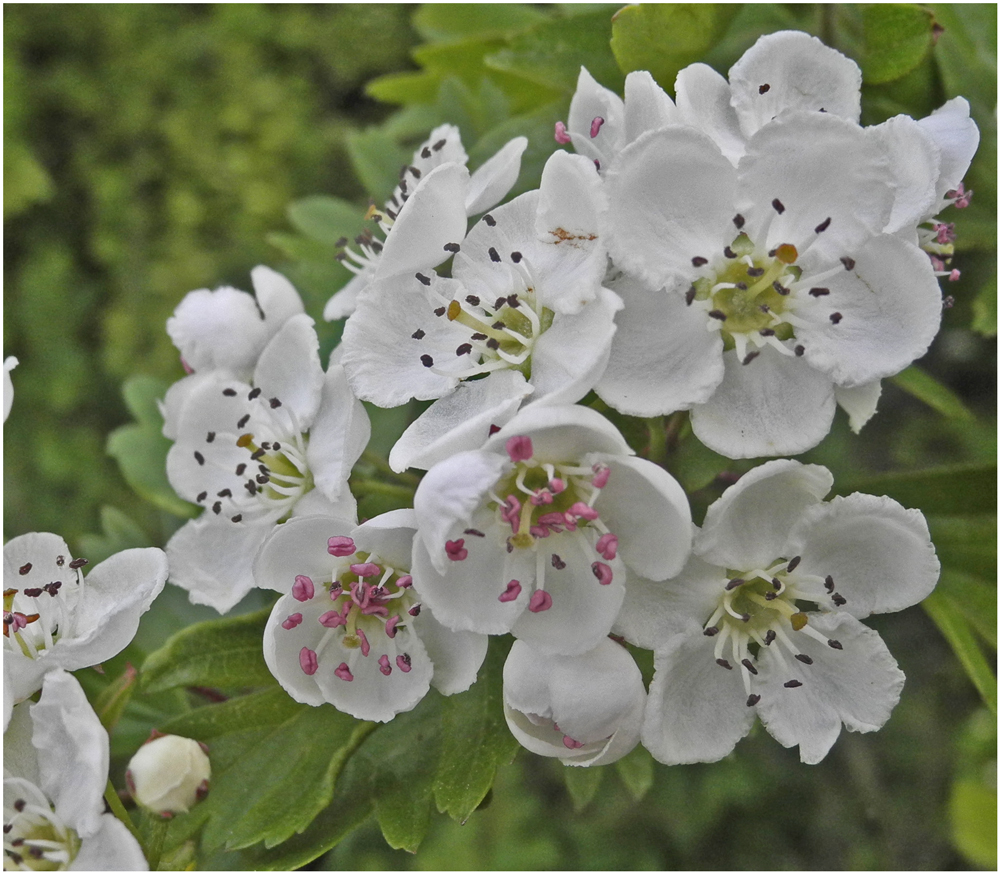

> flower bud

[{"left": 126, "top": 734, "right": 211, "bottom": 817}]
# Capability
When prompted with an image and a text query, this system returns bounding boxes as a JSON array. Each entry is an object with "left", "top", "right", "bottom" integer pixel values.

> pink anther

[
  {"left": 334, "top": 662, "right": 354, "bottom": 681},
  {"left": 499, "top": 579, "right": 522, "bottom": 602},
  {"left": 554, "top": 121, "right": 571, "bottom": 144},
  {"left": 562, "top": 736, "right": 585, "bottom": 750},
  {"left": 949, "top": 269, "right": 961, "bottom": 282},
  {"left": 591, "top": 463, "right": 611, "bottom": 488},
  {"left": 596, "top": 533, "right": 619, "bottom": 561},
  {"left": 445, "top": 539, "right": 468, "bottom": 561},
  {"left": 291, "top": 575, "right": 314, "bottom": 602},
  {"left": 568, "top": 501, "right": 599, "bottom": 521},
  {"left": 396, "top": 653, "right": 412, "bottom": 673},
  {"left": 530, "top": 489, "right": 554, "bottom": 506},
  {"left": 396, "top": 574, "right": 413, "bottom": 588},
  {"left": 385, "top": 615, "right": 401, "bottom": 638},
  {"left": 549, "top": 477, "right": 566, "bottom": 493},
  {"left": 537, "top": 511, "right": 567, "bottom": 533},
  {"left": 934, "top": 222, "right": 956, "bottom": 244},
  {"left": 281, "top": 613, "right": 303, "bottom": 630},
  {"left": 378, "top": 654, "right": 392, "bottom": 675},
  {"left": 590, "top": 116, "right": 604, "bottom": 138},
  {"left": 327, "top": 536, "right": 356, "bottom": 557},
  {"left": 592, "top": 561, "right": 614, "bottom": 586},
  {"left": 299, "top": 647, "right": 318, "bottom": 675},
  {"left": 351, "top": 562, "right": 380, "bottom": 578},
  {"left": 529, "top": 590, "right": 553, "bottom": 613},
  {"left": 318, "top": 609, "right": 346, "bottom": 628},
  {"left": 357, "top": 628, "right": 371, "bottom": 657},
  {"left": 505, "top": 435, "right": 534, "bottom": 462},
  {"left": 501, "top": 495, "right": 522, "bottom": 533}
]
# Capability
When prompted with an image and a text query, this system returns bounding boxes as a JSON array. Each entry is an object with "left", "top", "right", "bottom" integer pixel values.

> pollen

[
  {"left": 775, "top": 243, "right": 798, "bottom": 264},
  {"left": 236, "top": 433, "right": 254, "bottom": 448},
  {"left": 447, "top": 299, "right": 462, "bottom": 320}
]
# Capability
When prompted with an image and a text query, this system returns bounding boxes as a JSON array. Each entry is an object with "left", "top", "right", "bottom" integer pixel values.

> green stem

[
  {"left": 350, "top": 477, "right": 417, "bottom": 501},
  {"left": 104, "top": 781, "right": 142, "bottom": 843},
  {"left": 644, "top": 417, "right": 667, "bottom": 467},
  {"left": 141, "top": 813, "right": 170, "bottom": 871}
]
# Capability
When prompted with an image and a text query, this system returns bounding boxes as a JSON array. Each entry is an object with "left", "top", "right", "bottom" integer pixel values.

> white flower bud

[{"left": 126, "top": 734, "right": 211, "bottom": 817}]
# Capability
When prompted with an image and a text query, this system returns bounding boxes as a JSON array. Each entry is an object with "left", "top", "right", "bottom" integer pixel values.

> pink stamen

[
  {"left": 568, "top": 501, "right": 599, "bottom": 521},
  {"left": 529, "top": 590, "right": 553, "bottom": 612},
  {"left": 946, "top": 183, "right": 973, "bottom": 208},
  {"left": 357, "top": 628, "right": 370, "bottom": 657},
  {"left": 530, "top": 525, "right": 550, "bottom": 539},
  {"left": 591, "top": 463, "right": 610, "bottom": 488},
  {"left": 445, "top": 539, "right": 468, "bottom": 561},
  {"left": 318, "top": 609, "right": 346, "bottom": 628},
  {"left": 396, "top": 653, "right": 412, "bottom": 673},
  {"left": 590, "top": 116, "right": 604, "bottom": 138},
  {"left": 385, "top": 615, "right": 401, "bottom": 638},
  {"left": 334, "top": 662, "right": 354, "bottom": 682},
  {"left": 501, "top": 495, "right": 522, "bottom": 533},
  {"left": 292, "top": 575, "right": 314, "bottom": 602},
  {"left": 281, "top": 613, "right": 303, "bottom": 630},
  {"left": 930, "top": 255, "right": 946, "bottom": 272},
  {"left": 549, "top": 477, "right": 566, "bottom": 493},
  {"left": 299, "top": 647, "right": 318, "bottom": 675},
  {"left": 537, "top": 511, "right": 567, "bottom": 533},
  {"left": 934, "top": 222, "right": 956, "bottom": 244},
  {"left": 530, "top": 489, "right": 553, "bottom": 506},
  {"left": 562, "top": 736, "right": 585, "bottom": 750},
  {"left": 499, "top": 579, "right": 522, "bottom": 602},
  {"left": 328, "top": 536, "right": 356, "bottom": 557},
  {"left": 592, "top": 561, "right": 614, "bottom": 586},
  {"left": 949, "top": 269, "right": 961, "bottom": 282},
  {"left": 396, "top": 574, "right": 413, "bottom": 588},
  {"left": 378, "top": 654, "right": 392, "bottom": 675},
  {"left": 596, "top": 533, "right": 618, "bottom": 561},
  {"left": 329, "top": 582, "right": 343, "bottom": 599},
  {"left": 505, "top": 435, "right": 533, "bottom": 462},
  {"left": 554, "top": 121, "right": 571, "bottom": 144},
  {"left": 351, "top": 562, "right": 380, "bottom": 578}
]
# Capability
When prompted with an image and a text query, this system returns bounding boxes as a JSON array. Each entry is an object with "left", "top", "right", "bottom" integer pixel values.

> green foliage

[{"left": 856, "top": 4, "right": 934, "bottom": 84}]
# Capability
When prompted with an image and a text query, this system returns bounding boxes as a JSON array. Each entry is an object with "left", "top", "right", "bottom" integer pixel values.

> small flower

[
  {"left": 410, "top": 404, "right": 692, "bottom": 656},
  {"left": 615, "top": 460, "right": 940, "bottom": 765},
  {"left": 3, "top": 356, "right": 18, "bottom": 423},
  {"left": 503, "top": 637, "right": 646, "bottom": 766},
  {"left": 3, "top": 533, "right": 167, "bottom": 710},
  {"left": 165, "top": 339, "right": 370, "bottom": 613},
  {"left": 323, "top": 125, "right": 528, "bottom": 321},
  {"left": 255, "top": 511, "right": 487, "bottom": 723},
  {"left": 4, "top": 670, "right": 148, "bottom": 870},
  {"left": 126, "top": 734, "right": 211, "bottom": 817}
]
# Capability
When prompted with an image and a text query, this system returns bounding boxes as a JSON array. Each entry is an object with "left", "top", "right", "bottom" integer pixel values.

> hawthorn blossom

[
  {"left": 126, "top": 734, "right": 211, "bottom": 817},
  {"left": 323, "top": 125, "right": 528, "bottom": 321},
  {"left": 342, "top": 149, "right": 621, "bottom": 472},
  {"left": 255, "top": 511, "right": 487, "bottom": 722},
  {"left": 503, "top": 638, "right": 645, "bottom": 766},
  {"left": 410, "top": 404, "right": 692, "bottom": 656},
  {"left": 165, "top": 321, "right": 369, "bottom": 612},
  {"left": 614, "top": 460, "right": 940, "bottom": 765},
  {"left": 3, "top": 533, "right": 167, "bottom": 711},
  {"left": 599, "top": 111, "right": 944, "bottom": 457},
  {"left": 4, "top": 670, "right": 148, "bottom": 870},
  {"left": 3, "top": 356, "right": 17, "bottom": 423}
]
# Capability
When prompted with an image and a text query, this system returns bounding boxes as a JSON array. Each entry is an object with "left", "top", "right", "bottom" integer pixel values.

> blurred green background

[{"left": 4, "top": 4, "right": 995, "bottom": 869}]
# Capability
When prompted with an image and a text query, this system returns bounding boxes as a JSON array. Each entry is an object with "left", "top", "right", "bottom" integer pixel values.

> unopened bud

[{"left": 126, "top": 734, "right": 211, "bottom": 817}]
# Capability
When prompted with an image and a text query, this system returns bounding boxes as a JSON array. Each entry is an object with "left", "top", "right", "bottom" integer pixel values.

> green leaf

[
  {"left": 345, "top": 127, "right": 410, "bottom": 203},
  {"left": 972, "top": 273, "right": 997, "bottom": 337},
  {"left": 433, "top": 638, "right": 520, "bottom": 823},
  {"left": 375, "top": 773, "right": 434, "bottom": 854},
  {"left": 889, "top": 365, "right": 975, "bottom": 421},
  {"left": 93, "top": 663, "right": 138, "bottom": 733},
  {"left": 106, "top": 423, "right": 198, "bottom": 519},
  {"left": 77, "top": 505, "right": 153, "bottom": 565},
  {"left": 949, "top": 780, "right": 998, "bottom": 869},
  {"left": 937, "top": 569, "right": 997, "bottom": 650},
  {"left": 857, "top": 4, "right": 934, "bottom": 84},
  {"left": 832, "top": 462, "right": 997, "bottom": 516},
  {"left": 159, "top": 687, "right": 303, "bottom": 739},
  {"left": 927, "top": 514, "right": 997, "bottom": 580},
  {"left": 286, "top": 195, "right": 364, "bottom": 246},
  {"left": 610, "top": 4, "right": 739, "bottom": 91},
  {"left": 486, "top": 9, "right": 623, "bottom": 95},
  {"left": 614, "top": 744, "right": 655, "bottom": 802},
  {"left": 122, "top": 375, "right": 170, "bottom": 426},
  {"left": 563, "top": 765, "right": 604, "bottom": 812},
  {"left": 413, "top": 3, "right": 550, "bottom": 43},
  {"left": 923, "top": 591, "right": 997, "bottom": 713},
  {"left": 140, "top": 606, "right": 276, "bottom": 694},
  {"left": 668, "top": 426, "right": 731, "bottom": 494}
]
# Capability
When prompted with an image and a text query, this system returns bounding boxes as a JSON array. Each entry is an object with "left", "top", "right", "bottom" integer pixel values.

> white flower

[
  {"left": 323, "top": 125, "right": 528, "bottom": 322},
  {"left": 342, "top": 149, "right": 621, "bottom": 472},
  {"left": 165, "top": 323, "right": 370, "bottom": 613},
  {"left": 255, "top": 511, "right": 487, "bottom": 723},
  {"left": 4, "top": 670, "right": 148, "bottom": 870},
  {"left": 3, "top": 357, "right": 18, "bottom": 423},
  {"left": 3, "top": 534, "right": 167, "bottom": 711},
  {"left": 599, "top": 111, "right": 944, "bottom": 457},
  {"left": 162, "top": 266, "right": 306, "bottom": 439},
  {"left": 615, "top": 460, "right": 940, "bottom": 765},
  {"left": 503, "top": 637, "right": 645, "bottom": 766},
  {"left": 410, "top": 404, "right": 692, "bottom": 656},
  {"left": 125, "top": 734, "right": 210, "bottom": 817}
]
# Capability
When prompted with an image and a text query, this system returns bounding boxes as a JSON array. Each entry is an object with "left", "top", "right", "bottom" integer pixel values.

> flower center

[
  {"left": 4, "top": 780, "right": 81, "bottom": 871},
  {"left": 3, "top": 556, "right": 86, "bottom": 660}
]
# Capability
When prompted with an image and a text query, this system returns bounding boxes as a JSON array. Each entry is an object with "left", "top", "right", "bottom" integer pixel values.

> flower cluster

[{"left": 151, "top": 30, "right": 970, "bottom": 766}]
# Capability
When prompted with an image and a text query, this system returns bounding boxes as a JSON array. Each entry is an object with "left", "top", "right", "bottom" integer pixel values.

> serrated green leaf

[
  {"left": 949, "top": 779, "right": 998, "bottom": 869},
  {"left": 140, "top": 606, "right": 276, "bottom": 694},
  {"left": 858, "top": 4, "right": 933, "bottom": 84},
  {"left": 889, "top": 365, "right": 975, "bottom": 421},
  {"left": 433, "top": 638, "right": 519, "bottom": 823},
  {"left": 286, "top": 195, "right": 364, "bottom": 246},
  {"left": 375, "top": 774, "right": 434, "bottom": 854},
  {"left": 923, "top": 591, "right": 997, "bottom": 713},
  {"left": 159, "top": 687, "right": 304, "bottom": 739},
  {"left": 413, "top": 3, "right": 550, "bottom": 44},
  {"left": 832, "top": 462, "right": 996, "bottom": 516},
  {"left": 972, "top": 274, "right": 997, "bottom": 337},
  {"left": 107, "top": 423, "right": 198, "bottom": 519},
  {"left": 610, "top": 4, "right": 739, "bottom": 91},
  {"left": 563, "top": 764, "right": 604, "bottom": 811},
  {"left": 486, "top": 9, "right": 623, "bottom": 94},
  {"left": 937, "top": 569, "right": 997, "bottom": 650},
  {"left": 614, "top": 744, "right": 655, "bottom": 802}
]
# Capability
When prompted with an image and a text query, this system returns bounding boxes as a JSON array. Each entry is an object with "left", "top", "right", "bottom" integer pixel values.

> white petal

[
  {"left": 3, "top": 356, "right": 18, "bottom": 423},
  {"left": 917, "top": 97, "right": 981, "bottom": 201},
  {"left": 252, "top": 314, "right": 324, "bottom": 427},
  {"left": 690, "top": 347, "right": 836, "bottom": 459},
  {"left": 374, "top": 162, "right": 471, "bottom": 282},
  {"left": 755, "top": 612, "right": 904, "bottom": 764},
  {"left": 737, "top": 112, "right": 892, "bottom": 262},
  {"left": 389, "top": 370, "right": 533, "bottom": 473},
  {"left": 696, "top": 458, "right": 832, "bottom": 570},
  {"left": 797, "top": 235, "right": 943, "bottom": 387},
  {"left": 323, "top": 270, "right": 371, "bottom": 322},
  {"left": 291, "top": 487, "right": 358, "bottom": 522},
  {"left": 464, "top": 136, "right": 528, "bottom": 215},
  {"left": 595, "top": 275, "right": 725, "bottom": 417},
  {"left": 868, "top": 115, "right": 940, "bottom": 233},
  {"left": 642, "top": 628, "right": 755, "bottom": 764},
  {"left": 787, "top": 492, "right": 940, "bottom": 619},
  {"left": 251, "top": 265, "right": 305, "bottom": 325},
  {"left": 674, "top": 63, "right": 744, "bottom": 164},
  {"left": 352, "top": 509, "right": 418, "bottom": 570},
  {"left": 604, "top": 127, "right": 736, "bottom": 290},
  {"left": 728, "top": 30, "right": 862, "bottom": 139},
  {"left": 623, "top": 70, "right": 677, "bottom": 143},
  {"left": 484, "top": 402, "right": 631, "bottom": 462},
  {"left": 592, "top": 454, "right": 692, "bottom": 580},
  {"left": 72, "top": 815, "right": 149, "bottom": 871},
  {"left": 253, "top": 514, "right": 356, "bottom": 593},
  {"left": 535, "top": 150, "right": 605, "bottom": 244},
  {"left": 567, "top": 66, "right": 625, "bottom": 166},
  {"left": 415, "top": 606, "right": 488, "bottom": 695},
  {"left": 835, "top": 380, "right": 882, "bottom": 433},
  {"left": 306, "top": 364, "right": 370, "bottom": 502},
  {"left": 166, "top": 287, "right": 268, "bottom": 376}
]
